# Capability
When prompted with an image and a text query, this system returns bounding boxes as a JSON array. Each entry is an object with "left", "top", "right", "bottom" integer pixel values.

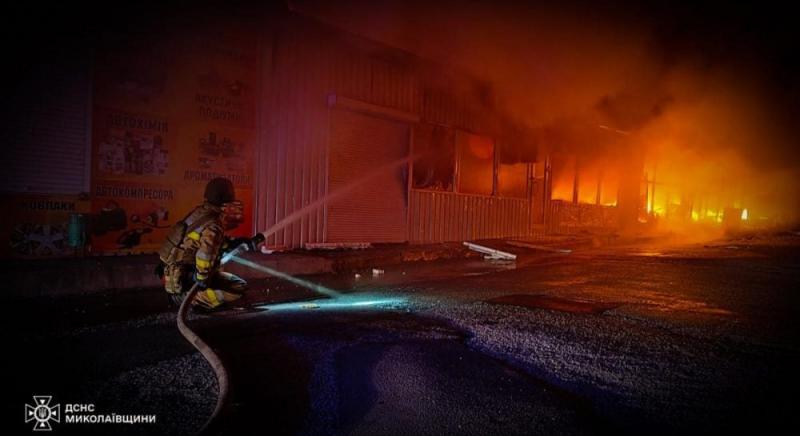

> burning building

[
  {"left": 265, "top": 8, "right": 653, "bottom": 247},
  {"left": 3, "top": 0, "right": 798, "bottom": 257}
]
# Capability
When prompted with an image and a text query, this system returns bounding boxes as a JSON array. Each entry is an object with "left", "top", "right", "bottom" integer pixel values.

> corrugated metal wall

[
  {"left": 409, "top": 190, "right": 530, "bottom": 243},
  {"left": 257, "top": 12, "right": 536, "bottom": 248},
  {"left": 549, "top": 200, "right": 620, "bottom": 233},
  {"left": 256, "top": 18, "right": 332, "bottom": 248}
]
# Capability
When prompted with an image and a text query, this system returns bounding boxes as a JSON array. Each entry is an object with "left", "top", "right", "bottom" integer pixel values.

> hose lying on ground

[{"left": 176, "top": 283, "right": 230, "bottom": 436}]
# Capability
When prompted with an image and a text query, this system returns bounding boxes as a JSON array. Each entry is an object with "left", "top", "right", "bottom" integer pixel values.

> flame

[
  {"left": 549, "top": 156, "right": 620, "bottom": 205},
  {"left": 741, "top": 208, "right": 748, "bottom": 220}
]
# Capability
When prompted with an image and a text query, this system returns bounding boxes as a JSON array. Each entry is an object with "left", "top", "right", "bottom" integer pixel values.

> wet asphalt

[{"left": 8, "top": 234, "right": 800, "bottom": 435}]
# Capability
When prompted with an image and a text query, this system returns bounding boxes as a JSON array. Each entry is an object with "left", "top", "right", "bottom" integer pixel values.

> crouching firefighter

[{"left": 155, "top": 177, "right": 265, "bottom": 311}]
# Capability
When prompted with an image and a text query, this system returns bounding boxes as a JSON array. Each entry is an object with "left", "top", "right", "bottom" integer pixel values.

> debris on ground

[
  {"left": 463, "top": 242, "right": 517, "bottom": 260},
  {"left": 260, "top": 245, "right": 287, "bottom": 254}
]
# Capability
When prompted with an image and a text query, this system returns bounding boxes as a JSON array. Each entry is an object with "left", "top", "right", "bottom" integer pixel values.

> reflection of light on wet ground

[
  {"left": 633, "top": 251, "right": 666, "bottom": 257},
  {"left": 255, "top": 295, "right": 407, "bottom": 312},
  {"left": 632, "top": 290, "right": 734, "bottom": 316},
  {"left": 229, "top": 255, "right": 406, "bottom": 312}
]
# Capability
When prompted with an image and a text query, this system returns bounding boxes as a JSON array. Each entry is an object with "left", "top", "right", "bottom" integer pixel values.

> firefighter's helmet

[{"left": 204, "top": 177, "right": 235, "bottom": 206}]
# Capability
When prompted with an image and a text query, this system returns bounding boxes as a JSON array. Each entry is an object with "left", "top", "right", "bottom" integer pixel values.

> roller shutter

[
  {"left": 4, "top": 53, "right": 90, "bottom": 194},
  {"left": 327, "top": 109, "right": 409, "bottom": 243}
]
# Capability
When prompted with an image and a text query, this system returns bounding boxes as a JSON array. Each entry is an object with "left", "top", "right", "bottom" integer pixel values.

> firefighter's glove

[
  {"left": 249, "top": 233, "right": 266, "bottom": 251},
  {"left": 224, "top": 237, "right": 248, "bottom": 253},
  {"left": 224, "top": 234, "right": 265, "bottom": 252},
  {"left": 193, "top": 272, "right": 209, "bottom": 290}
]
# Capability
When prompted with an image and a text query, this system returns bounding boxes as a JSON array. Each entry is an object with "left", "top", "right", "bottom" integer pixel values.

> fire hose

[
  {"left": 176, "top": 282, "right": 230, "bottom": 436},
  {"left": 175, "top": 238, "right": 262, "bottom": 435}
]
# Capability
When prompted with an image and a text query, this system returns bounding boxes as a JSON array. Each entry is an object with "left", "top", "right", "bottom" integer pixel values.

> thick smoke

[{"left": 293, "top": 0, "right": 799, "bottom": 222}]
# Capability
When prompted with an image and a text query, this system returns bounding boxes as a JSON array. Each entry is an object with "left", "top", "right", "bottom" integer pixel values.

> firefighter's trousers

[
  {"left": 164, "top": 264, "right": 247, "bottom": 310},
  {"left": 193, "top": 271, "right": 248, "bottom": 310}
]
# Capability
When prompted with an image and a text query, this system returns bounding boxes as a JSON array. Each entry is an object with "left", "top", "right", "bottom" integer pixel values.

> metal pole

[{"left": 572, "top": 158, "right": 579, "bottom": 205}]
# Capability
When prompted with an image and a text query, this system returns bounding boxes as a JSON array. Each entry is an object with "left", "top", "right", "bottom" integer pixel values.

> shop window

[
  {"left": 577, "top": 164, "right": 600, "bottom": 204},
  {"left": 457, "top": 131, "right": 494, "bottom": 195},
  {"left": 498, "top": 160, "right": 529, "bottom": 198},
  {"left": 497, "top": 144, "right": 532, "bottom": 198},
  {"left": 550, "top": 155, "right": 576, "bottom": 201},
  {"left": 412, "top": 123, "right": 455, "bottom": 191}
]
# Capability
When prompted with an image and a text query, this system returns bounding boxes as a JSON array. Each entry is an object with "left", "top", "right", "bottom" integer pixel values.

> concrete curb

[{"left": 8, "top": 242, "right": 476, "bottom": 299}]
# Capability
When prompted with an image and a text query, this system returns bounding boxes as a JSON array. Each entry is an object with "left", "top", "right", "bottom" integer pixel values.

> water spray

[
  {"left": 256, "top": 150, "right": 427, "bottom": 242},
  {"left": 256, "top": 296, "right": 405, "bottom": 312},
  {"left": 227, "top": 254, "right": 405, "bottom": 310},
  {"left": 219, "top": 244, "right": 245, "bottom": 265},
  {"left": 227, "top": 255, "right": 342, "bottom": 299}
]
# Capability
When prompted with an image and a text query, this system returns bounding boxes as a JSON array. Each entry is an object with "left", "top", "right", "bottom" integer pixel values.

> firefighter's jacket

[{"left": 159, "top": 202, "right": 225, "bottom": 293}]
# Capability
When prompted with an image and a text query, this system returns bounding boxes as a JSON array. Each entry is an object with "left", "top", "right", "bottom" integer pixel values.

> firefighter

[{"left": 156, "top": 177, "right": 265, "bottom": 311}]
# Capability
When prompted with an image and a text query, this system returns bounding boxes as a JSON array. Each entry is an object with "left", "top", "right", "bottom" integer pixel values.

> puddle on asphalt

[
  {"left": 633, "top": 290, "right": 735, "bottom": 316},
  {"left": 486, "top": 294, "right": 621, "bottom": 314},
  {"left": 340, "top": 258, "right": 517, "bottom": 287}
]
